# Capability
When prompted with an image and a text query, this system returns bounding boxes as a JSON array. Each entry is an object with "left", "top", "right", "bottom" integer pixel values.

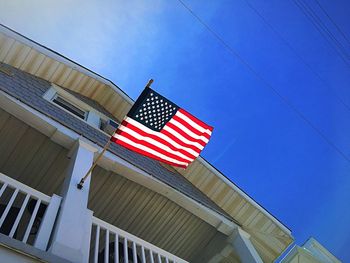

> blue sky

[{"left": 1, "top": 0, "right": 350, "bottom": 261}]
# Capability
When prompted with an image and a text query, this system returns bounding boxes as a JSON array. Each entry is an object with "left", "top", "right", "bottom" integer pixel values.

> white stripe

[
  {"left": 163, "top": 125, "right": 204, "bottom": 150},
  {"left": 176, "top": 111, "right": 212, "bottom": 135},
  {"left": 168, "top": 119, "right": 209, "bottom": 143},
  {"left": 124, "top": 118, "right": 201, "bottom": 155},
  {"left": 113, "top": 134, "right": 189, "bottom": 166},
  {"left": 117, "top": 125, "right": 194, "bottom": 162}
]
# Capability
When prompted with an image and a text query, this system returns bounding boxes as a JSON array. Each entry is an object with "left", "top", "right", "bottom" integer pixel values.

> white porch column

[
  {"left": 229, "top": 228, "right": 263, "bottom": 263},
  {"left": 49, "top": 139, "right": 97, "bottom": 263}
]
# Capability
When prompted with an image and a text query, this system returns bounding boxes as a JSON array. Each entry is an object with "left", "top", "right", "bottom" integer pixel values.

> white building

[
  {"left": 281, "top": 238, "right": 341, "bottom": 263},
  {"left": 0, "top": 24, "right": 293, "bottom": 262}
]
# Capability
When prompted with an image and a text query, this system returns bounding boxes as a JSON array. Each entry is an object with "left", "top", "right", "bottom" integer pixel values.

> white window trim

[
  {"left": 43, "top": 85, "right": 116, "bottom": 133},
  {"left": 51, "top": 92, "right": 88, "bottom": 120}
]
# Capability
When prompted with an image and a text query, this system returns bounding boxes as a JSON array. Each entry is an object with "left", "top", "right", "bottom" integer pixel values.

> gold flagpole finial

[{"left": 146, "top": 79, "right": 154, "bottom": 88}]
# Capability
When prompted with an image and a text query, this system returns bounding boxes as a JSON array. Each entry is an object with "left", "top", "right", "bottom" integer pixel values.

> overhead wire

[
  {"left": 175, "top": 0, "right": 350, "bottom": 164},
  {"left": 293, "top": 0, "right": 350, "bottom": 67},
  {"left": 242, "top": 0, "right": 350, "bottom": 112},
  {"left": 314, "top": 0, "right": 350, "bottom": 46},
  {"left": 297, "top": 0, "right": 350, "bottom": 59}
]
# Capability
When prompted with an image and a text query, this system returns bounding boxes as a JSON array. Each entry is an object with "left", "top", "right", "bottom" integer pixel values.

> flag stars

[{"left": 134, "top": 92, "right": 178, "bottom": 131}]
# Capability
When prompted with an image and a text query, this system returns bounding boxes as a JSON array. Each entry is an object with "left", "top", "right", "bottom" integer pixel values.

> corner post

[
  {"left": 49, "top": 139, "right": 97, "bottom": 263},
  {"left": 229, "top": 227, "right": 263, "bottom": 263}
]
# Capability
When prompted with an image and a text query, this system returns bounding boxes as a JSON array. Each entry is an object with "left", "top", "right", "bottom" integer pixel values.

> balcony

[
  {"left": 0, "top": 171, "right": 188, "bottom": 263},
  {"left": 0, "top": 172, "right": 61, "bottom": 251},
  {"left": 90, "top": 216, "right": 188, "bottom": 263}
]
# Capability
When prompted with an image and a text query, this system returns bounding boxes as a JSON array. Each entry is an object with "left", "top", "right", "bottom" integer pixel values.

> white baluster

[
  {"left": 124, "top": 237, "right": 128, "bottom": 263},
  {"left": 105, "top": 229, "right": 109, "bottom": 263},
  {"left": 23, "top": 199, "right": 41, "bottom": 243},
  {"left": 141, "top": 246, "right": 146, "bottom": 263},
  {"left": 94, "top": 225, "right": 100, "bottom": 263},
  {"left": 115, "top": 233, "right": 119, "bottom": 263},
  {"left": 9, "top": 193, "right": 30, "bottom": 238},
  {"left": 0, "top": 183, "right": 8, "bottom": 198},
  {"left": 0, "top": 188, "right": 19, "bottom": 228},
  {"left": 133, "top": 241, "right": 138, "bottom": 263}
]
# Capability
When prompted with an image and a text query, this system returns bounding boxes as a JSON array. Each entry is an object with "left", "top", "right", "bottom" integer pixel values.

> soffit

[
  {"left": 173, "top": 161, "right": 293, "bottom": 261},
  {"left": 0, "top": 26, "right": 132, "bottom": 122}
]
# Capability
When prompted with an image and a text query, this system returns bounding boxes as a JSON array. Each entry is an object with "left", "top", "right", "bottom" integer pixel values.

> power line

[
  {"left": 296, "top": 0, "right": 350, "bottom": 60},
  {"left": 293, "top": 0, "right": 350, "bottom": 67},
  {"left": 314, "top": 0, "right": 350, "bottom": 46},
  {"left": 176, "top": 0, "right": 350, "bottom": 164},
  {"left": 242, "top": 0, "right": 350, "bottom": 112}
]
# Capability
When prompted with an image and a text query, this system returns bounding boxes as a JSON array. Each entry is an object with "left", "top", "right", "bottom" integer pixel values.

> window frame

[
  {"left": 51, "top": 93, "right": 88, "bottom": 120},
  {"left": 43, "top": 85, "right": 117, "bottom": 134}
]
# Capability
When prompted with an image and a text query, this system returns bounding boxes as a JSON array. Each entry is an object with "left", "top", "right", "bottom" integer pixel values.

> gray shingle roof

[{"left": 0, "top": 62, "right": 232, "bottom": 221}]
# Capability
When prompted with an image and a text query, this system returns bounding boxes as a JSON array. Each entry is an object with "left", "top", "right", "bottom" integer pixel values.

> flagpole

[
  {"left": 77, "top": 139, "right": 112, "bottom": 189},
  {"left": 77, "top": 79, "right": 154, "bottom": 190}
]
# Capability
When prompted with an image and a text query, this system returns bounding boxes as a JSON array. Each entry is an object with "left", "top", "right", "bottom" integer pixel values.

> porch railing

[
  {"left": 0, "top": 172, "right": 61, "bottom": 251},
  {"left": 91, "top": 216, "right": 189, "bottom": 263}
]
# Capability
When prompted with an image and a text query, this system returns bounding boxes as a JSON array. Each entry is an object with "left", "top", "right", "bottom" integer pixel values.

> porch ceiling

[
  {"left": 0, "top": 108, "right": 69, "bottom": 197},
  {"left": 89, "top": 166, "right": 221, "bottom": 261}
]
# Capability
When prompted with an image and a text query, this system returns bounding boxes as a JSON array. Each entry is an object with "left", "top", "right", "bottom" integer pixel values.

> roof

[{"left": 0, "top": 62, "right": 231, "bottom": 221}]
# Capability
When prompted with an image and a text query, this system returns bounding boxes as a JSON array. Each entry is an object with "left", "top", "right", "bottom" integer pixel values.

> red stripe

[
  {"left": 160, "top": 128, "right": 201, "bottom": 154},
  {"left": 115, "top": 129, "right": 192, "bottom": 163},
  {"left": 120, "top": 120, "right": 197, "bottom": 159},
  {"left": 165, "top": 122, "right": 207, "bottom": 146},
  {"left": 111, "top": 136, "right": 188, "bottom": 168},
  {"left": 172, "top": 115, "right": 211, "bottom": 139},
  {"left": 178, "top": 108, "right": 213, "bottom": 131}
]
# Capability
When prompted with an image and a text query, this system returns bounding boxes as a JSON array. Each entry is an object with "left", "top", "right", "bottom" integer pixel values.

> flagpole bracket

[{"left": 77, "top": 179, "right": 85, "bottom": 190}]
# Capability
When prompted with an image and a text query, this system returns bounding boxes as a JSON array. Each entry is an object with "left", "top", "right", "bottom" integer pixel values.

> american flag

[{"left": 110, "top": 87, "right": 213, "bottom": 168}]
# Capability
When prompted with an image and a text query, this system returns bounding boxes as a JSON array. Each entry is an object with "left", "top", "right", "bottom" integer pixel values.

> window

[
  {"left": 52, "top": 95, "right": 87, "bottom": 120},
  {"left": 44, "top": 85, "right": 117, "bottom": 131}
]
